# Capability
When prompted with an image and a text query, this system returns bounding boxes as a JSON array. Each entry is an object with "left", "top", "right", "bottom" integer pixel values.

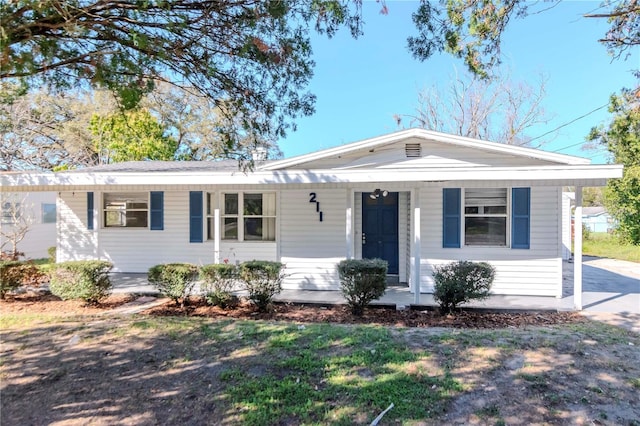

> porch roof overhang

[{"left": 1, "top": 164, "right": 623, "bottom": 192}]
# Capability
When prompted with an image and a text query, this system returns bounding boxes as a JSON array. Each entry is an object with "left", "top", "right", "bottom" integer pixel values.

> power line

[{"left": 530, "top": 103, "right": 609, "bottom": 149}]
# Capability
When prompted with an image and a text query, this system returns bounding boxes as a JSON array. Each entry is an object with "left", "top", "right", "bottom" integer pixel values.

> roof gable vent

[{"left": 405, "top": 143, "right": 422, "bottom": 158}]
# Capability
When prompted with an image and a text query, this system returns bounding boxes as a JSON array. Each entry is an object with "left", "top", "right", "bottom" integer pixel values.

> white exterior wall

[
  {"left": 0, "top": 192, "right": 57, "bottom": 259},
  {"left": 58, "top": 191, "right": 276, "bottom": 272},
  {"left": 279, "top": 189, "right": 347, "bottom": 290},
  {"left": 419, "top": 186, "right": 562, "bottom": 296}
]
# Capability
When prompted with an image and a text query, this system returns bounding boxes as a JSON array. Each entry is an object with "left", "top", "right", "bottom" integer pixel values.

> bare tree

[
  {"left": 397, "top": 71, "right": 554, "bottom": 146},
  {"left": 0, "top": 193, "right": 35, "bottom": 260}
]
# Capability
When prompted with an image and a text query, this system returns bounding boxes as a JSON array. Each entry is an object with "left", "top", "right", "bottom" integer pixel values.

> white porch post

[
  {"left": 574, "top": 186, "right": 583, "bottom": 310},
  {"left": 346, "top": 189, "right": 354, "bottom": 259},
  {"left": 214, "top": 207, "right": 220, "bottom": 263},
  {"left": 411, "top": 188, "right": 421, "bottom": 304}
]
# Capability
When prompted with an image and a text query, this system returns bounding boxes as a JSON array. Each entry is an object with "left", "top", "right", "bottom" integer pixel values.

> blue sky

[{"left": 277, "top": 1, "right": 638, "bottom": 164}]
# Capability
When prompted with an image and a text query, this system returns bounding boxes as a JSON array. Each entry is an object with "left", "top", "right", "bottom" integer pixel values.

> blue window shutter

[
  {"left": 150, "top": 191, "right": 164, "bottom": 230},
  {"left": 87, "top": 192, "right": 94, "bottom": 230},
  {"left": 512, "top": 187, "right": 531, "bottom": 249},
  {"left": 189, "top": 191, "right": 203, "bottom": 243},
  {"left": 443, "top": 188, "right": 461, "bottom": 248}
]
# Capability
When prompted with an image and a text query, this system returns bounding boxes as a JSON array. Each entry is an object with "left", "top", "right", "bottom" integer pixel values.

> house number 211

[{"left": 309, "top": 192, "right": 323, "bottom": 222}]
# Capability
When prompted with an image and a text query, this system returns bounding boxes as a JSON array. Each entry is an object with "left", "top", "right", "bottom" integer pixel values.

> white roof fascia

[
  {"left": 261, "top": 128, "right": 590, "bottom": 170},
  {"left": 0, "top": 164, "right": 622, "bottom": 191}
]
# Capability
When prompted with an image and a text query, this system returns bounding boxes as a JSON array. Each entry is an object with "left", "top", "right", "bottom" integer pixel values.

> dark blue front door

[{"left": 362, "top": 192, "right": 399, "bottom": 274}]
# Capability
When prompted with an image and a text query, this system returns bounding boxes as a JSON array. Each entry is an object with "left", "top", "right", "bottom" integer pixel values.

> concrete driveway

[{"left": 562, "top": 256, "right": 639, "bottom": 332}]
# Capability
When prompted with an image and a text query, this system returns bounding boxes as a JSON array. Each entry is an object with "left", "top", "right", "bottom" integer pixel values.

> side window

[
  {"left": 464, "top": 188, "right": 507, "bottom": 246},
  {"left": 243, "top": 193, "right": 276, "bottom": 241},
  {"left": 42, "top": 203, "right": 56, "bottom": 223},
  {"left": 103, "top": 192, "right": 148, "bottom": 228},
  {"left": 221, "top": 192, "right": 276, "bottom": 241}
]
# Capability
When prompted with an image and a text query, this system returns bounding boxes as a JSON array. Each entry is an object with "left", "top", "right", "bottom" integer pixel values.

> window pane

[
  {"left": 465, "top": 188, "right": 507, "bottom": 208},
  {"left": 484, "top": 205, "right": 507, "bottom": 214},
  {"left": 244, "top": 218, "right": 276, "bottom": 241},
  {"left": 244, "top": 193, "right": 263, "bottom": 216},
  {"left": 223, "top": 218, "right": 238, "bottom": 240},
  {"left": 224, "top": 194, "right": 238, "bottom": 215},
  {"left": 105, "top": 210, "right": 125, "bottom": 227},
  {"left": 125, "top": 211, "right": 148, "bottom": 227},
  {"left": 207, "top": 217, "right": 215, "bottom": 240},
  {"left": 244, "top": 217, "right": 262, "bottom": 240},
  {"left": 465, "top": 217, "right": 506, "bottom": 246},
  {"left": 42, "top": 203, "right": 56, "bottom": 223}
]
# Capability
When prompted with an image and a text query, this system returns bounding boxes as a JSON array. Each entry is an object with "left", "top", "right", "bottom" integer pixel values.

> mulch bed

[
  {"left": 142, "top": 297, "right": 587, "bottom": 329},
  {"left": 1, "top": 292, "right": 586, "bottom": 329}
]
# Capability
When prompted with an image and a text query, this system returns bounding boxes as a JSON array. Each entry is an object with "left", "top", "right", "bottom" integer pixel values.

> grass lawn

[
  {"left": 582, "top": 233, "right": 640, "bottom": 263},
  {"left": 1, "top": 313, "right": 639, "bottom": 425}
]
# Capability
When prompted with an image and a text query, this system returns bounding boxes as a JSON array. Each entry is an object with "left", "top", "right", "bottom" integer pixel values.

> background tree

[
  {"left": 90, "top": 109, "right": 178, "bottom": 164},
  {"left": 407, "top": 0, "right": 639, "bottom": 79},
  {"left": 0, "top": 193, "right": 34, "bottom": 260},
  {"left": 141, "top": 83, "right": 282, "bottom": 162},
  {"left": 0, "top": 84, "right": 279, "bottom": 171},
  {"left": 0, "top": 86, "right": 116, "bottom": 170},
  {"left": 582, "top": 187, "right": 605, "bottom": 207},
  {"left": 588, "top": 89, "right": 640, "bottom": 244},
  {"left": 1, "top": 0, "right": 364, "bottom": 153},
  {"left": 397, "top": 71, "right": 552, "bottom": 146}
]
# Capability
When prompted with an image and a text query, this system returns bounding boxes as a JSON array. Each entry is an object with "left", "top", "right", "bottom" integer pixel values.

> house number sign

[{"left": 309, "top": 192, "right": 323, "bottom": 222}]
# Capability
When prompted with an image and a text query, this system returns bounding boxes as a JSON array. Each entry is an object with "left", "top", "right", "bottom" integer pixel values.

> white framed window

[
  {"left": 103, "top": 192, "right": 148, "bottom": 228},
  {"left": 221, "top": 192, "right": 276, "bottom": 241},
  {"left": 42, "top": 203, "right": 56, "bottom": 224},
  {"left": 463, "top": 188, "right": 508, "bottom": 246}
]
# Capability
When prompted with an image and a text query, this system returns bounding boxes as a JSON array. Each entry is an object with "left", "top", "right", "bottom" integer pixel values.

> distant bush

[
  {"left": 48, "top": 246, "right": 57, "bottom": 263},
  {"left": 238, "top": 261, "right": 284, "bottom": 312},
  {"left": 337, "top": 258, "right": 387, "bottom": 316},
  {"left": 432, "top": 261, "right": 495, "bottom": 313},
  {"left": 200, "top": 263, "right": 239, "bottom": 308},
  {"left": 148, "top": 263, "right": 198, "bottom": 307},
  {"left": 0, "top": 260, "right": 24, "bottom": 299},
  {"left": 49, "top": 260, "right": 113, "bottom": 304}
]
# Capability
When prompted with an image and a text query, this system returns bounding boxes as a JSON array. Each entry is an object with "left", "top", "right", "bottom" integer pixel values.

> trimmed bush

[
  {"left": 0, "top": 260, "right": 24, "bottom": 299},
  {"left": 148, "top": 263, "right": 198, "bottom": 307},
  {"left": 432, "top": 261, "right": 496, "bottom": 313},
  {"left": 337, "top": 258, "right": 387, "bottom": 316},
  {"left": 200, "top": 263, "right": 239, "bottom": 308},
  {"left": 48, "top": 246, "right": 57, "bottom": 263},
  {"left": 238, "top": 261, "right": 284, "bottom": 312},
  {"left": 49, "top": 260, "right": 113, "bottom": 304}
]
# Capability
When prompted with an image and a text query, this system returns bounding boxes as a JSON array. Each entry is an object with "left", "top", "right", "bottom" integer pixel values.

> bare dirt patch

[{"left": 2, "top": 293, "right": 639, "bottom": 425}]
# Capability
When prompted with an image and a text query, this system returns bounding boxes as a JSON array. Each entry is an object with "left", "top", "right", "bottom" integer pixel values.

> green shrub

[
  {"left": 337, "top": 258, "right": 387, "bottom": 316},
  {"left": 200, "top": 263, "right": 238, "bottom": 308},
  {"left": 148, "top": 263, "right": 198, "bottom": 307},
  {"left": 48, "top": 246, "right": 57, "bottom": 263},
  {"left": 238, "top": 261, "right": 284, "bottom": 312},
  {"left": 0, "top": 260, "right": 24, "bottom": 299},
  {"left": 49, "top": 260, "right": 113, "bottom": 304},
  {"left": 432, "top": 261, "right": 495, "bottom": 313}
]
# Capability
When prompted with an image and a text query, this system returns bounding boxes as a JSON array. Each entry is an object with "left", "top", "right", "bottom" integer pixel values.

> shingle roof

[{"left": 582, "top": 206, "right": 608, "bottom": 216}]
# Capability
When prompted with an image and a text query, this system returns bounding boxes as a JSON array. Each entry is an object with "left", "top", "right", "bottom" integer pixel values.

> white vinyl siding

[
  {"left": 57, "top": 191, "right": 276, "bottom": 272},
  {"left": 419, "top": 186, "right": 562, "bottom": 296},
  {"left": 0, "top": 192, "right": 57, "bottom": 259},
  {"left": 289, "top": 138, "right": 560, "bottom": 170},
  {"left": 279, "top": 189, "right": 346, "bottom": 290}
]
